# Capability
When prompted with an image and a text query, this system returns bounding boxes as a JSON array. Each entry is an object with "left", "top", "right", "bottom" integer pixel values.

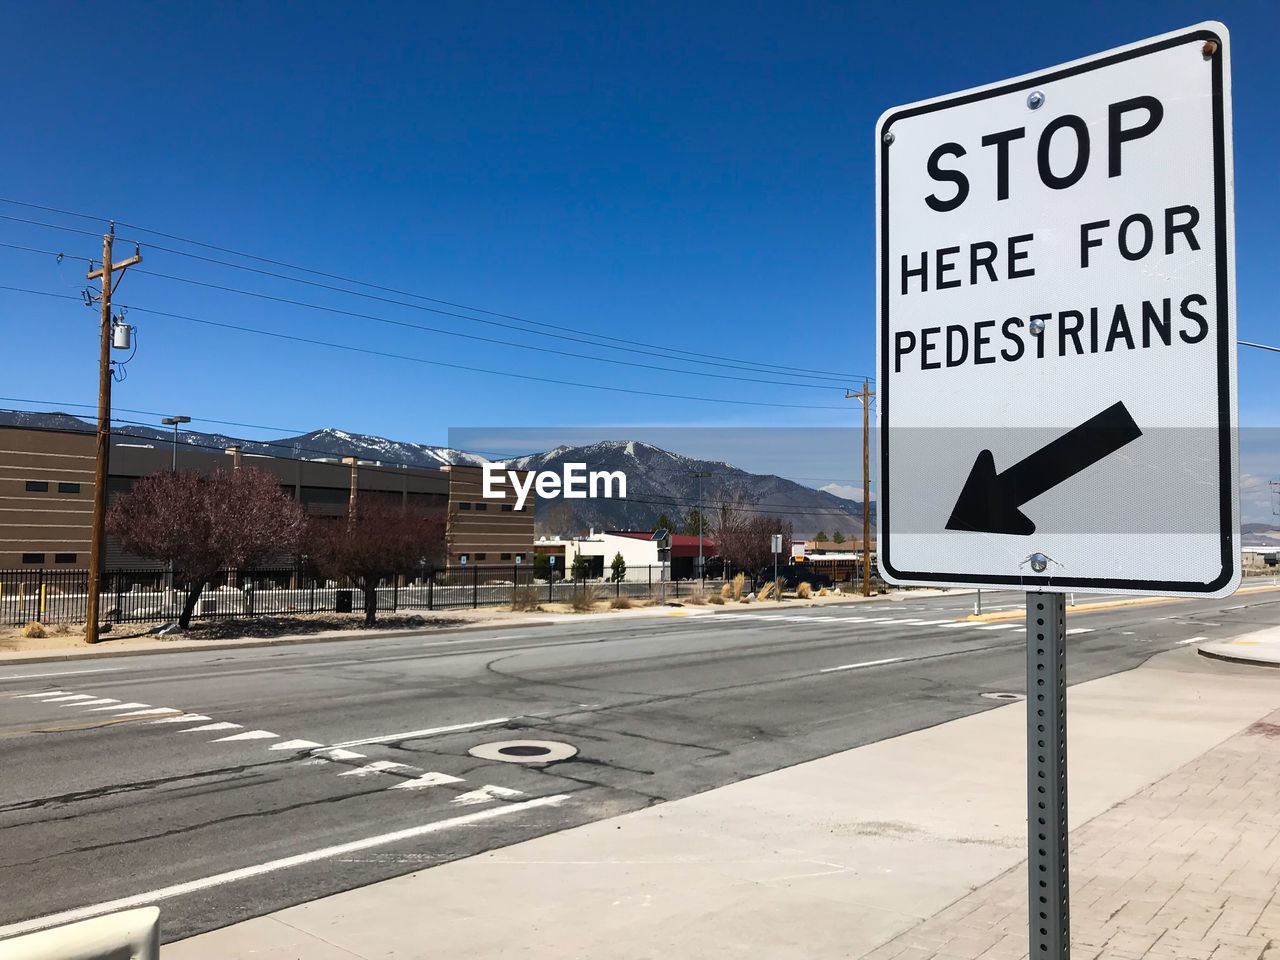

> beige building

[
  {"left": 0, "top": 425, "right": 534, "bottom": 570},
  {"left": 442, "top": 465, "right": 535, "bottom": 567}
]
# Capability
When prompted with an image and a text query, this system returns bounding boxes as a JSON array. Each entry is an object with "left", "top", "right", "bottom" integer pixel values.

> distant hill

[{"left": 0, "top": 410, "right": 864, "bottom": 537}]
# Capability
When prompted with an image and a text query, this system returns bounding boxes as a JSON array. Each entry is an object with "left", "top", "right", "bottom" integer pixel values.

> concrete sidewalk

[
  {"left": 1200, "top": 625, "right": 1280, "bottom": 668},
  {"left": 165, "top": 648, "right": 1280, "bottom": 959}
]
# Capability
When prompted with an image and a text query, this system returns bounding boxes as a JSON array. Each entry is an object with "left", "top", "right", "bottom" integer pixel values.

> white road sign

[{"left": 876, "top": 23, "right": 1238, "bottom": 597}]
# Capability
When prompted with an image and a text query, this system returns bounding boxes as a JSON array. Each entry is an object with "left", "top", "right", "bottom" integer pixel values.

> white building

[{"left": 564, "top": 529, "right": 667, "bottom": 582}]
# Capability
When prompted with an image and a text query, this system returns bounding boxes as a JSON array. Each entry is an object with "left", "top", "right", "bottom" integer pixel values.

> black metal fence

[{"left": 0, "top": 565, "right": 744, "bottom": 626}]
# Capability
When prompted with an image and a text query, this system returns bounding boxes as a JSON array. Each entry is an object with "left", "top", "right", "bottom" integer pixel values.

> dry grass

[
  {"left": 730, "top": 573, "right": 747, "bottom": 601},
  {"left": 706, "top": 593, "right": 724, "bottom": 605},
  {"left": 510, "top": 585, "right": 541, "bottom": 613},
  {"left": 610, "top": 595, "right": 632, "bottom": 610},
  {"left": 21, "top": 621, "right": 46, "bottom": 639},
  {"left": 570, "top": 586, "right": 601, "bottom": 612},
  {"left": 796, "top": 581, "right": 812, "bottom": 599},
  {"left": 757, "top": 581, "right": 775, "bottom": 601},
  {"left": 817, "top": 586, "right": 830, "bottom": 597},
  {"left": 773, "top": 577, "right": 788, "bottom": 599},
  {"left": 685, "top": 590, "right": 707, "bottom": 605},
  {"left": 720, "top": 582, "right": 733, "bottom": 600}
]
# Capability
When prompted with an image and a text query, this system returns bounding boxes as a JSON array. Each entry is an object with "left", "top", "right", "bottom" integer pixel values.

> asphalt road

[{"left": 1, "top": 586, "right": 1278, "bottom": 943}]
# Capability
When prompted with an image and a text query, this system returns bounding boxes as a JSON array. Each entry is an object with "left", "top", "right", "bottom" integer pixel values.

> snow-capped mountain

[{"left": 0, "top": 413, "right": 864, "bottom": 536}]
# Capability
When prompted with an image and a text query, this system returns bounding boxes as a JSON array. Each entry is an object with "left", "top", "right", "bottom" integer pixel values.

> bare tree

[
  {"left": 306, "top": 497, "right": 446, "bottom": 626},
  {"left": 106, "top": 468, "right": 306, "bottom": 629},
  {"left": 713, "top": 494, "right": 791, "bottom": 578}
]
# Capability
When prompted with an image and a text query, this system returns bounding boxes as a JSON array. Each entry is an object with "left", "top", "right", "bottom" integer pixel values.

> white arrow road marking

[
  {"left": 820, "top": 657, "right": 903, "bottom": 674},
  {"left": 452, "top": 785, "right": 523, "bottom": 806},
  {"left": 212, "top": 730, "right": 278, "bottom": 742},
  {"left": 182, "top": 722, "right": 242, "bottom": 733},
  {"left": 340, "top": 761, "right": 415, "bottom": 777},
  {"left": 114, "top": 707, "right": 182, "bottom": 717},
  {"left": 88, "top": 702, "right": 149, "bottom": 712},
  {"left": 390, "top": 771, "right": 464, "bottom": 790},
  {"left": 270, "top": 739, "right": 324, "bottom": 750},
  {"left": 67, "top": 699, "right": 121, "bottom": 707},
  {"left": 0, "top": 795, "right": 572, "bottom": 941},
  {"left": 150, "top": 714, "right": 212, "bottom": 724},
  {"left": 1178, "top": 636, "right": 1208, "bottom": 645},
  {"left": 36, "top": 694, "right": 98, "bottom": 703}
]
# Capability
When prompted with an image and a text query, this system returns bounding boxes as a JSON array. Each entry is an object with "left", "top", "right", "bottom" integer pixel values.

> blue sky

[{"left": 1, "top": 2, "right": 1278, "bottom": 510}]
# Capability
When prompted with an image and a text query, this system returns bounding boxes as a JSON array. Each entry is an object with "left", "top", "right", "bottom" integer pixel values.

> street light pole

[
  {"left": 161, "top": 415, "right": 191, "bottom": 471},
  {"left": 690, "top": 470, "right": 712, "bottom": 583}
]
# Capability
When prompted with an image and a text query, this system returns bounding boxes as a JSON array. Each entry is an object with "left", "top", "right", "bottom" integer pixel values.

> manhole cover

[
  {"left": 981, "top": 692, "right": 1025, "bottom": 701},
  {"left": 469, "top": 739, "right": 578, "bottom": 764}
]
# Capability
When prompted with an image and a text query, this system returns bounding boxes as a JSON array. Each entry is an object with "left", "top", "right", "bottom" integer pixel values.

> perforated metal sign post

[
  {"left": 875, "top": 22, "right": 1238, "bottom": 598},
  {"left": 874, "top": 24, "right": 1237, "bottom": 960}
]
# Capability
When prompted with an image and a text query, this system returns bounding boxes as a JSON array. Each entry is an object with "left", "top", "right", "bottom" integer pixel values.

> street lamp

[
  {"left": 160, "top": 416, "right": 191, "bottom": 470},
  {"left": 690, "top": 470, "right": 713, "bottom": 582}
]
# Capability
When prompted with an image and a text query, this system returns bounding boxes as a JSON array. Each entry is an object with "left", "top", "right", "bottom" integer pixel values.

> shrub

[
  {"left": 774, "top": 577, "right": 788, "bottom": 599},
  {"left": 796, "top": 581, "right": 812, "bottom": 599},
  {"left": 707, "top": 593, "right": 724, "bottom": 605},
  {"left": 817, "top": 586, "right": 830, "bottom": 597},
  {"left": 720, "top": 582, "right": 733, "bottom": 600},
  {"left": 758, "top": 581, "right": 774, "bottom": 600},
  {"left": 22, "top": 621, "right": 46, "bottom": 639},
  {"left": 570, "top": 585, "right": 601, "bottom": 612},
  {"left": 511, "top": 585, "right": 541, "bottom": 612},
  {"left": 730, "top": 573, "right": 747, "bottom": 601},
  {"left": 610, "top": 596, "right": 632, "bottom": 610}
]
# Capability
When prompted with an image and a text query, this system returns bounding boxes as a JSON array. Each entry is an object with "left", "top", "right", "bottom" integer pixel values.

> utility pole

[
  {"left": 342, "top": 456, "right": 359, "bottom": 521},
  {"left": 84, "top": 226, "right": 141, "bottom": 644},
  {"left": 690, "top": 470, "right": 712, "bottom": 582},
  {"left": 846, "top": 380, "right": 875, "bottom": 598}
]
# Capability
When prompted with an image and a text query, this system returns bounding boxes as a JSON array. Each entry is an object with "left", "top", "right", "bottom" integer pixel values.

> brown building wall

[
  {"left": 444, "top": 465, "right": 535, "bottom": 566},
  {"left": 0, "top": 427, "right": 95, "bottom": 568}
]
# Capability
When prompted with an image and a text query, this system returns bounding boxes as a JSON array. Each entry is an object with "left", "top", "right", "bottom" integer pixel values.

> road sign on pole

[{"left": 876, "top": 22, "right": 1238, "bottom": 598}]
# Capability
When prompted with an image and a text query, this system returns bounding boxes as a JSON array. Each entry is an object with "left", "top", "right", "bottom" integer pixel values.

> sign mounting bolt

[
  {"left": 1029, "top": 553, "right": 1049, "bottom": 573},
  {"left": 882, "top": 130, "right": 895, "bottom": 145},
  {"left": 1027, "top": 90, "right": 1045, "bottom": 110},
  {"left": 1029, "top": 317, "right": 1046, "bottom": 336}
]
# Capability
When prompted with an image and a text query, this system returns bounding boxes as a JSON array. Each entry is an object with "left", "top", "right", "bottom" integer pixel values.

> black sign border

[{"left": 878, "top": 26, "right": 1235, "bottom": 594}]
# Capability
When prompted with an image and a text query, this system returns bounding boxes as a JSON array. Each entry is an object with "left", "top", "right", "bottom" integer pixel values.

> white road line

[
  {"left": 452, "top": 785, "right": 523, "bottom": 805},
  {"left": 182, "top": 722, "right": 242, "bottom": 733},
  {"left": 1178, "top": 636, "right": 1208, "bottom": 645},
  {"left": 88, "top": 702, "right": 150, "bottom": 712},
  {"left": 270, "top": 738, "right": 324, "bottom": 750},
  {"left": 977, "top": 624, "right": 1020, "bottom": 631},
  {"left": 910, "top": 619, "right": 954, "bottom": 626},
  {"left": 151, "top": 714, "right": 212, "bottom": 724},
  {"left": 819, "top": 657, "right": 903, "bottom": 674},
  {"left": 938, "top": 622, "right": 972, "bottom": 629},
  {"left": 0, "top": 794, "right": 571, "bottom": 940},
  {"left": 390, "top": 771, "right": 464, "bottom": 790},
  {"left": 66, "top": 698, "right": 121, "bottom": 707},
  {"left": 1066, "top": 628, "right": 1095, "bottom": 635},
  {"left": 212, "top": 729, "right": 278, "bottom": 742},
  {"left": 113, "top": 707, "right": 181, "bottom": 717},
  {"left": 0, "top": 668, "right": 126, "bottom": 681},
  {"left": 13, "top": 690, "right": 68, "bottom": 698},
  {"left": 332, "top": 717, "right": 512, "bottom": 749},
  {"left": 339, "top": 761, "right": 414, "bottom": 777},
  {"left": 36, "top": 694, "right": 98, "bottom": 703}
]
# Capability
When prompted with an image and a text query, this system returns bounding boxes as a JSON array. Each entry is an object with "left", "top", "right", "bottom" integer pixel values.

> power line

[
  {"left": 0, "top": 197, "right": 869, "bottom": 382},
  {"left": 1240, "top": 340, "right": 1280, "bottom": 354},
  {"left": 131, "top": 266, "right": 846, "bottom": 391},
  {"left": 0, "top": 284, "right": 851, "bottom": 411}
]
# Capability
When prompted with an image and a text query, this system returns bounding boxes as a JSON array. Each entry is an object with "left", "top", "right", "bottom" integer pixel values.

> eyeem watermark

[{"left": 482, "top": 462, "right": 627, "bottom": 511}]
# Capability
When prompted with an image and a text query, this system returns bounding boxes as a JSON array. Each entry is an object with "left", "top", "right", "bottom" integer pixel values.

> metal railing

[{"left": 0, "top": 565, "right": 753, "bottom": 626}]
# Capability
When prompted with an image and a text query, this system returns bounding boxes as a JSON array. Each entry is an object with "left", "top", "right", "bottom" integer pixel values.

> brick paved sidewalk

[{"left": 864, "top": 710, "right": 1280, "bottom": 960}]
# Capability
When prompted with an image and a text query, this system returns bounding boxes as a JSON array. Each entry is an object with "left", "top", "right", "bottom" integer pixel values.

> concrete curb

[{"left": 1198, "top": 647, "right": 1280, "bottom": 668}]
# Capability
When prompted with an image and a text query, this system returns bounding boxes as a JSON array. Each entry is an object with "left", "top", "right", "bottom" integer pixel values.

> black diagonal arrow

[{"left": 945, "top": 401, "right": 1142, "bottom": 536}]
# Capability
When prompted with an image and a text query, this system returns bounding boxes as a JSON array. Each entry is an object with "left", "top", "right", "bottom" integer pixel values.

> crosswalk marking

[
  {"left": 115, "top": 707, "right": 181, "bottom": 717},
  {"left": 39, "top": 694, "right": 97, "bottom": 703},
  {"left": 339, "top": 761, "right": 415, "bottom": 777},
  {"left": 1066, "top": 628, "right": 1095, "bottom": 635},
  {"left": 183, "top": 722, "right": 242, "bottom": 733},
  {"left": 1178, "top": 636, "right": 1208, "bottom": 645},
  {"left": 88, "top": 702, "right": 149, "bottom": 712},
  {"left": 212, "top": 730, "right": 279, "bottom": 742},
  {"left": 453, "top": 785, "right": 523, "bottom": 805},
  {"left": 151, "top": 714, "right": 212, "bottom": 724},
  {"left": 68, "top": 698, "right": 121, "bottom": 707},
  {"left": 271, "top": 738, "right": 324, "bottom": 750}
]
